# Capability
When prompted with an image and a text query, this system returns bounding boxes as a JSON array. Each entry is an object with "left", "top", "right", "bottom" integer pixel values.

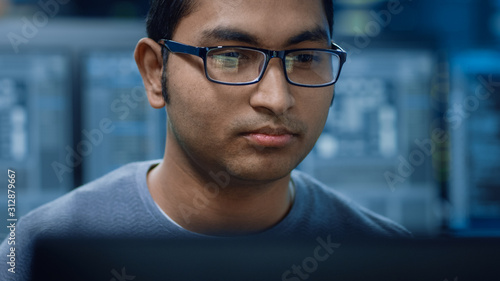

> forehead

[{"left": 172, "top": 0, "right": 330, "bottom": 48}]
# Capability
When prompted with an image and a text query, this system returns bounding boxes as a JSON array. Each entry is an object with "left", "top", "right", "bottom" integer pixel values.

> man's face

[{"left": 165, "top": 0, "right": 334, "bottom": 183}]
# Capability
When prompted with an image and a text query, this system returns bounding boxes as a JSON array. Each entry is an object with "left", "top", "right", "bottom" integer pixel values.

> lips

[{"left": 242, "top": 126, "right": 297, "bottom": 148}]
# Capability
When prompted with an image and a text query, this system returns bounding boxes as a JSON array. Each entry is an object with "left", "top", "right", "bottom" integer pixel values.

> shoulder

[
  {"left": 16, "top": 160, "right": 159, "bottom": 237},
  {"left": 290, "top": 170, "right": 412, "bottom": 239},
  {"left": 0, "top": 160, "right": 159, "bottom": 280}
]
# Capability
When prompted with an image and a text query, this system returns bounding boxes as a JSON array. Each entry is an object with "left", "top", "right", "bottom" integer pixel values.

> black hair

[
  {"left": 146, "top": 0, "right": 334, "bottom": 102},
  {"left": 146, "top": 0, "right": 196, "bottom": 103}
]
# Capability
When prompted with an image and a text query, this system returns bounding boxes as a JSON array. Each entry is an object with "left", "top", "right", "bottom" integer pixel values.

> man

[{"left": 1, "top": 0, "right": 410, "bottom": 279}]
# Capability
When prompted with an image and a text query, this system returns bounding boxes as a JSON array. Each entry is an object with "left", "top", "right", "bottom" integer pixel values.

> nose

[{"left": 249, "top": 58, "right": 295, "bottom": 116}]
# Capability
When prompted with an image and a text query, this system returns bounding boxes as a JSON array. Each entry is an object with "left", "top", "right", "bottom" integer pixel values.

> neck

[{"left": 147, "top": 146, "right": 293, "bottom": 236}]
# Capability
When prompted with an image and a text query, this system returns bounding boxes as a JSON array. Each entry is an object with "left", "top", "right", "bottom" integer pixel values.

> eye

[
  {"left": 208, "top": 49, "right": 251, "bottom": 69},
  {"left": 218, "top": 51, "right": 245, "bottom": 59},
  {"left": 286, "top": 51, "right": 326, "bottom": 72},
  {"left": 295, "top": 54, "right": 315, "bottom": 63},
  {"left": 211, "top": 54, "right": 240, "bottom": 69},
  {"left": 289, "top": 52, "right": 320, "bottom": 64}
]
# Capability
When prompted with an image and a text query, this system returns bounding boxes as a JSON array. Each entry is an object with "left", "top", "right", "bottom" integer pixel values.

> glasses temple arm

[
  {"left": 331, "top": 42, "right": 346, "bottom": 53},
  {"left": 158, "top": 39, "right": 204, "bottom": 57}
]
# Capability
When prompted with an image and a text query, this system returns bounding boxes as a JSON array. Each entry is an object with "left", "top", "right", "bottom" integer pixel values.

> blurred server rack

[
  {"left": 449, "top": 50, "right": 500, "bottom": 236},
  {"left": 81, "top": 49, "right": 165, "bottom": 183},
  {"left": 0, "top": 50, "right": 73, "bottom": 237},
  {"left": 0, "top": 19, "right": 162, "bottom": 239},
  {"left": 298, "top": 46, "right": 441, "bottom": 235}
]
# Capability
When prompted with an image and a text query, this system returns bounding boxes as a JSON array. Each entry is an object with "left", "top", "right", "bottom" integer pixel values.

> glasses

[{"left": 158, "top": 40, "right": 347, "bottom": 88}]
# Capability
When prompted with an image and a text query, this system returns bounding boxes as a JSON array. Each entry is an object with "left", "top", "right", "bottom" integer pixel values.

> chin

[{"left": 224, "top": 159, "right": 297, "bottom": 184}]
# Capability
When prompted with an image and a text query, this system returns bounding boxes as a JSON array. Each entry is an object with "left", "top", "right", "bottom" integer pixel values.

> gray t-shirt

[{"left": 0, "top": 160, "right": 410, "bottom": 280}]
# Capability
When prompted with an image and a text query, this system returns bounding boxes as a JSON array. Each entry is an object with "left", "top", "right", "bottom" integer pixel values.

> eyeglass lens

[{"left": 206, "top": 47, "right": 340, "bottom": 86}]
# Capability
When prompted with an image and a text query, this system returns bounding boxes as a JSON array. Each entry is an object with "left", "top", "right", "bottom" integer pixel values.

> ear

[{"left": 134, "top": 38, "right": 165, "bottom": 109}]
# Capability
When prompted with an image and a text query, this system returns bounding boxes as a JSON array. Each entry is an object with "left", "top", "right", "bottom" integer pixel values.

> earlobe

[{"left": 134, "top": 38, "right": 165, "bottom": 109}]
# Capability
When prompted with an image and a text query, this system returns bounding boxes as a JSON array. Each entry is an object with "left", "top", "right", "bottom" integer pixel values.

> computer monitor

[{"left": 32, "top": 236, "right": 500, "bottom": 281}]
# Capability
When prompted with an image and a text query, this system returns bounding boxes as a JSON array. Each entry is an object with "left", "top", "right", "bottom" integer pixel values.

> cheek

[
  {"left": 301, "top": 89, "right": 333, "bottom": 130},
  {"left": 166, "top": 66, "right": 233, "bottom": 150},
  {"left": 313, "top": 103, "right": 331, "bottom": 130},
  {"left": 167, "top": 88, "right": 215, "bottom": 141},
  {"left": 167, "top": 58, "right": 210, "bottom": 120},
  {"left": 298, "top": 93, "right": 333, "bottom": 152}
]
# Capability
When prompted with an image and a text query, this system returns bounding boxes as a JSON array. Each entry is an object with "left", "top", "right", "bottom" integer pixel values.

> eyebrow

[
  {"left": 286, "top": 27, "right": 330, "bottom": 46},
  {"left": 201, "top": 28, "right": 260, "bottom": 45},
  {"left": 200, "top": 26, "right": 330, "bottom": 47}
]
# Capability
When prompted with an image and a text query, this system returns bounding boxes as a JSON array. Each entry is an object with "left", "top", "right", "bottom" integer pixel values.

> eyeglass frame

[{"left": 158, "top": 39, "right": 347, "bottom": 88}]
